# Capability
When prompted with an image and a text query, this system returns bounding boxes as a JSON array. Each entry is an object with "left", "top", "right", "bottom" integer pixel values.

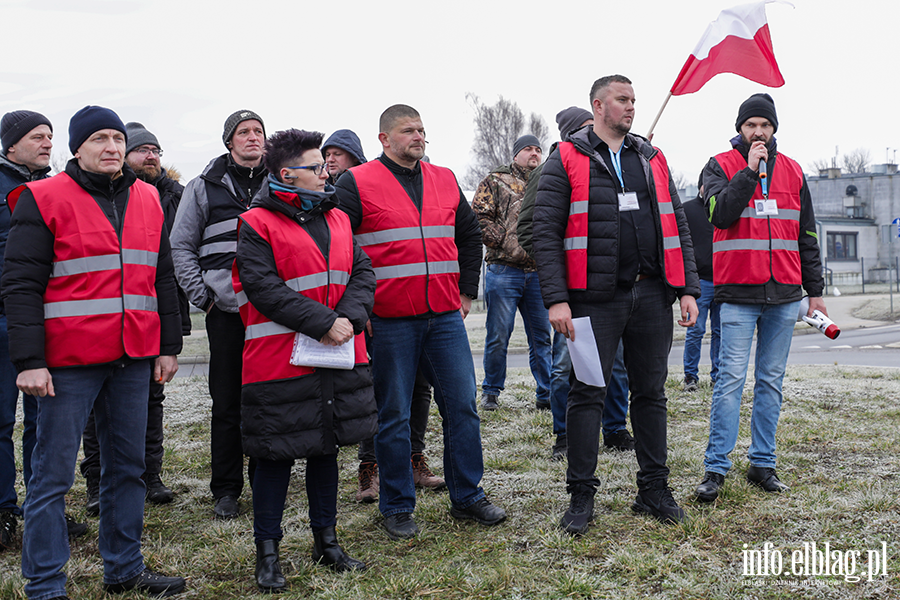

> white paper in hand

[
  {"left": 565, "top": 316, "right": 605, "bottom": 387},
  {"left": 290, "top": 332, "right": 355, "bottom": 370}
]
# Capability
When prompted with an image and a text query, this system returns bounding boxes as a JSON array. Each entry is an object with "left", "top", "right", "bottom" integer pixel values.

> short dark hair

[
  {"left": 263, "top": 129, "right": 323, "bottom": 176},
  {"left": 589, "top": 75, "right": 632, "bottom": 104},
  {"left": 379, "top": 104, "right": 420, "bottom": 133}
]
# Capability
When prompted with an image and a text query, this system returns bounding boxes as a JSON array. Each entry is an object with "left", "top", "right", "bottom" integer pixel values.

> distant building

[{"left": 807, "top": 164, "right": 900, "bottom": 286}]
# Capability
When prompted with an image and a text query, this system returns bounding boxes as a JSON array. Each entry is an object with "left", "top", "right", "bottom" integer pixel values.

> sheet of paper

[
  {"left": 290, "top": 331, "right": 355, "bottom": 370},
  {"left": 565, "top": 316, "right": 606, "bottom": 387}
]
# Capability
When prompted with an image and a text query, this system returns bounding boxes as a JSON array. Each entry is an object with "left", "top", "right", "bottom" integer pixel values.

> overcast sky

[{"left": 1, "top": 0, "right": 896, "bottom": 189}]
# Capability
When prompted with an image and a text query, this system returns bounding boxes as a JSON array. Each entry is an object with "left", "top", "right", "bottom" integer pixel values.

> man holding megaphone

[{"left": 694, "top": 93, "right": 827, "bottom": 504}]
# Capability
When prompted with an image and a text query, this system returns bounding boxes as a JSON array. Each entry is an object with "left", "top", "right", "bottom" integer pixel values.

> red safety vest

[
  {"left": 233, "top": 203, "right": 367, "bottom": 385},
  {"left": 557, "top": 142, "right": 686, "bottom": 290},
  {"left": 712, "top": 149, "right": 803, "bottom": 286},
  {"left": 8, "top": 173, "right": 162, "bottom": 367},
  {"left": 352, "top": 160, "right": 461, "bottom": 318}
]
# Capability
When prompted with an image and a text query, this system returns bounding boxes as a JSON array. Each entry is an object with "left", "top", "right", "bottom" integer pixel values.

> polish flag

[{"left": 670, "top": 1, "right": 790, "bottom": 96}]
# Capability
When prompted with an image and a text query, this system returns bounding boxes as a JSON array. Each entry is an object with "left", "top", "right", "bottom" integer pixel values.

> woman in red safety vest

[{"left": 232, "top": 129, "right": 377, "bottom": 592}]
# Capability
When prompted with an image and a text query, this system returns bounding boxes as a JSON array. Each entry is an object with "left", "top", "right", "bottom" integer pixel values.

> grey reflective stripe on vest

[
  {"left": 44, "top": 295, "right": 158, "bottom": 319},
  {"left": 658, "top": 201, "right": 674, "bottom": 215},
  {"left": 569, "top": 201, "right": 588, "bottom": 216},
  {"left": 355, "top": 225, "right": 454, "bottom": 247},
  {"left": 202, "top": 218, "right": 239, "bottom": 241},
  {"left": 44, "top": 298, "right": 123, "bottom": 319},
  {"left": 373, "top": 260, "right": 459, "bottom": 281},
  {"left": 663, "top": 236, "right": 682, "bottom": 250},
  {"left": 199, "top": 241, "right": 237, "bottom": 257},
  {"left": 739, "top": 207, "right": 801, "bottom": 221},
  {"left": 51, "top": 250, "right": 159, "bottom": 278},
  {"left": 51, "top": 254, "right": 120, "bottom": 278},
  {"left": 122, "top": 249, "right": 158, "bottom": 267},
  {"left": 564, "top": 237, "right": 587, "bottom": 251},
  {"left": 238, "top": 271, "right": 349, "bottom": 308},
  {"left": 245, "top": 321, "right": 293, "bottom": 340},
  {"left": 713, "top": 239, "right": 799, "bottom": 252}
]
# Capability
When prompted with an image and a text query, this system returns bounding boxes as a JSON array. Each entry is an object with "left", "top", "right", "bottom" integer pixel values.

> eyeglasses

[
  {"left": 287, "top": 163, "right": 327, "bottom": 176},
  {"left": 134, "top": 147, "right": 163, "bottom": 157}
]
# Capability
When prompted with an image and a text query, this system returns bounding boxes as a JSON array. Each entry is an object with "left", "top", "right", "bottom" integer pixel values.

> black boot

[
  {"left": 255, "top": 539, "right": 286, "bottom": 593},
  {"left": 312, "top": 526, "right": 366, "bottom": 572}
]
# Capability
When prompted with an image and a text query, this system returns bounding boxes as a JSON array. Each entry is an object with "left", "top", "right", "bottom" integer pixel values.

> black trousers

[
  {"left": 252, "top": 454, "right": 338, "bottom": 542},
  {"left": 81, "top": 376, "right": 165, "bottom": 479},
  {"left": 206, "top": 306, "right": 256, "bottom": 499},
  {"left": 566, "top": 278, "right": 673, "bottom": 493}
]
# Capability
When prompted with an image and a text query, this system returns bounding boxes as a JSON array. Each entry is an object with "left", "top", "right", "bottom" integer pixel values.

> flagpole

[{"left": 646, "top": 92, "right": 672, "bottom": 140}]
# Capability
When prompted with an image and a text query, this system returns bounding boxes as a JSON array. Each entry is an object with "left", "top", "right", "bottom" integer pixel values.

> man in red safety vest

[
  {"left": 694, "top": 93, "right": 826, "bottom": 504},
  {"left": 2, "top": 106, "right": 185, "bottom": 599},
  {"left": 532, "top": 75, "right": 700, "bottom": 535}
]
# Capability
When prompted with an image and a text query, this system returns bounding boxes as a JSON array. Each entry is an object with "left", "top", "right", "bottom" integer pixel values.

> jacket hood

[{"left": 322, "top": 129, "right": 367, "bottom": 166}]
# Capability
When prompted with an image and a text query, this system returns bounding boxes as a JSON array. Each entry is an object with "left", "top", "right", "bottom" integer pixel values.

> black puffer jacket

[
  {"left": 532, "top": 128, "right": 699, "bottom": 308},
  {"left": 235, "top": 181, "right": 377, "bottom": 460}
]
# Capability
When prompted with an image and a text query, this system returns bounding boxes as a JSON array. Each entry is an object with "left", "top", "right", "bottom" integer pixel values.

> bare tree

[
  {"left": 50, "top": 149, "right": 72, "bottom": 175},
  {"left": 807, "top": 158, "right": 831, "bottom": 175},
  {"left": 462, "top": 93, "right": 550, "bottom": 189},
  {"left": 841, "top": 148, "right": 870, "bottom": 174},
  {"left": 671, "top": 171, "right": 690, "bottom": 190}
]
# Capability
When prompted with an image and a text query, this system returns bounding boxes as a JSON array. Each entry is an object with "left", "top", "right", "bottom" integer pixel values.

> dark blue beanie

[
  {"left": 68, "top": 106, "right": 127, "bottom": 154},
  {"left": 513, "top": 134, "right": 541, "bottom": 159}
]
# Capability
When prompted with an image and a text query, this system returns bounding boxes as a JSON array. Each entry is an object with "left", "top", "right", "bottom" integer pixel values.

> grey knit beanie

[
  {"left": 125, "top": 122, "right": 160, "bottom": 155},
  {"left": 223, "top": 110, "right": 265, "bottom": 147}
]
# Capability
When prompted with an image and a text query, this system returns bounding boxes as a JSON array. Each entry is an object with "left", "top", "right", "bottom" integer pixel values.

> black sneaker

[
  {"left": 560, "top": 489, "right": 594, "bottom": 535},
  {"left": 746, "top": 465, "right": 789, "bottom": 493},
  {"left": 382, "top": 512, "right": 418, "bottom": 540},
  {"left": 450, "top": 497, "right": 507, "bottom": 526},
  {"left": 213, "top": 495, "right": 239, "bottom": 519},
  {"left": 66, "top": 515, "right": 88, "bottom": 538},
  {"left": 143, "top": 473, "right": 175, "bottom": 505},
  {"left": 0, "top": 511, "right": 16, "bottom": 551},
  {"left": 535, "top": 398, "right": 551, "bottom": 411},
  {"left": 694, "top": 472, "right": 725, "bottom": 503},
  {"left": 481, "top": 394, "right": 499, "bottom": 411},
  {"left": 104, "top": 567, "right": 186, "bottom": 597},
  {"left": 603, "top": 429, "right": 635, "bottom": 452},
  {"left": 683, "top": 375, "right": 699, "bottom": 392},
  {"left": 551, "top": 434, "right": 567, "bottom": 461},
  {"left": 632, "top": 481, "right": 686, "bottom": 524},
  {"left": 85, "top": 474, "right": 100, "bottom": 516}
]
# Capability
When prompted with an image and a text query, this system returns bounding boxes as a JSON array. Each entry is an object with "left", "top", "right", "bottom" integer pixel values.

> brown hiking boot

[
  {"left": 355, "top": 462, "right": 379, "bottom": 504},
  {"left": 411, "top": 452, "right": 446, "bottom": 490}
]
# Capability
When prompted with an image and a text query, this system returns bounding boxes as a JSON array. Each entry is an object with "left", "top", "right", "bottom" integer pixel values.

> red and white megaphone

[{"left": 798, "top": 296, "right": 840, "bottom": 339}]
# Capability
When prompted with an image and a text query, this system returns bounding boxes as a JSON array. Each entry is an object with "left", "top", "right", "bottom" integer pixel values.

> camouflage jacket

[{"left": 471, "top": 162, "right": 536, "bottom": 271}]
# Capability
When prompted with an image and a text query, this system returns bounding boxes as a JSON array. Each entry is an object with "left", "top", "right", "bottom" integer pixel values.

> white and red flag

[{"left": 669, "top": 1, "right": 791, "bottom": 96}]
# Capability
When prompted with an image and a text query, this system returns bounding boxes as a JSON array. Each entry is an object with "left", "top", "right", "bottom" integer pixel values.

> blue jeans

[
  {"left": 703, "top": 301, "right": 799, "bottom": 475},
  {"left": 0, "top": 314, "right": 37, "bottom": 515},
  {"left": 370, "top": 312, "right": 485, "bottom": 516},
  {"left": 683, "top": 279, "right": 721, "bottom": 382},
  {"left": 549, "top": 331, "right": 569, "bottom": 436},
  {"left": 567, "top": 278, "right": 673, "bottom": 492},
  {"left": 23, "top": 361, "right": 151, "bottom": 600},
  {"left": 481, "top": 264, "right": 551, "bottom": 402},
  {"left": 602, "top": 341, "right": 629, "bottom": 436}
]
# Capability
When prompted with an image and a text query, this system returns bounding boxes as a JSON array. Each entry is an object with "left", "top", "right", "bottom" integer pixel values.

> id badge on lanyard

[{"left": 755, "top": 199, "right": 779, "bottom": 216}]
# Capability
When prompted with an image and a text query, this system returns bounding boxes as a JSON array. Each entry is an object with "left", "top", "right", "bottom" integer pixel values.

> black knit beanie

[
  {"left": 1, "top": 110, "right": 52, "bottom": 152},
  {"left": 735, "top": 93, "right": 778, "bottom": 133},
  {"left": 68, "top": 106, "right": 126, "bottom": 154},
  {"left": 222, "top": 110, "right": 265, "bottom": 148},
  {"left": 513, "top": 135, "right": 541, "bottom": 158},
  {"left": 555, "top": 106, "right": 593, "bottom": 138},
  {"left": 125, "top": 122, "right": 160, "bottom": 155}
]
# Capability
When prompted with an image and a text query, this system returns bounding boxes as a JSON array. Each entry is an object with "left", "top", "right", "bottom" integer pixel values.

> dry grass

[{"left": 2, "top": 364, "right": 899, "bottom": 599}]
